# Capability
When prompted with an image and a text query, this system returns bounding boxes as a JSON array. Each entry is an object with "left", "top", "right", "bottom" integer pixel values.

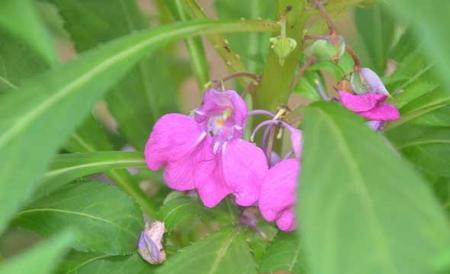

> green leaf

[
  {"left": 0, "top": 30, "right": 49, "bottom": 93},
  {"left": 387, "top": 125, "right": 450, "bottom": 177},
  {"left": 354, "top": 4, "right": 395, "bottom": 74},
  {"left": 57, "top": 253, "right": 153, "bottom": 274},
  {"left": 0, "top": 0, "right": 56, "bottom": 65},
  {"left": 0, "top": 231, "right": 74, "bottom": 274},
  {"left": 36, "top": 151, "right": 145, "bottom": 199},
  {"left": 52, "top": 0, "right": 186, "bottom": 150},
  {"left": 387, "top": 0, "right": 450, "bottom": 92},
  {"left": 259, "top": 233, "right": 306, "bottom": 274},
  {"left": 157, "top": 229, "right": 257, "bottom": 274},
  {"left": 386, "top": 90, "right": 450, "bottom": 130},
  {"left": 159, "top": 192, "right": 209, "bottom": 230},
  {"left": 300, "top": 102, "right": 450, "bottom": 274},
  {"left": 0, "top": 19, "right": 277, "bottom": 235},
  {"left": 411, "top": 106, "right": 450, "bottom": 127},
  {"left": 15, "top": 182, "right": 143, "bottom": 255},
  {"left": 64, "top": 115, "right": 116, "bottom": 153}
]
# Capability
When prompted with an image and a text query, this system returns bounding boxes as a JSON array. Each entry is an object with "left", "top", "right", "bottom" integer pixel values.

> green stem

[
  {"left": 185, "top": 0, "right": 246, "bottom": 74},
  {"left": 253, "top": 0, "right": 306, "bottom": 112},
  {"left": 108, "top": 169, "right": 159, "bottom": 219},
  {"left": 172, "top": 0, "right": 210, "bottom": 87}
]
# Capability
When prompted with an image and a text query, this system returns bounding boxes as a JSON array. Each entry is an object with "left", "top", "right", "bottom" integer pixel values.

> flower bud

[
  {"left": 270, "top": 36, "right": 297, "bottom": 66},
  {"left": 138, "top": 221, "right": 166, "bottom": 265},
  {"left": 308, "top": 36, "right": 346, "bottom": 61},
  {"left": 350, "top": 67, "right": 389, "bottom": 95}
]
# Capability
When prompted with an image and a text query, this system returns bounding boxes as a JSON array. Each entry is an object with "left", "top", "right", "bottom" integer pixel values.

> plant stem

[
  {"left": 253, "top": 0, "right": 306, "bottom": 114},
  {"left": 172, "top": 0, "right": 210, "bottom": 87},
  {"left": 184, "top": 0, "right": 246, "bottom": 73},
  {"left": 108, "top": 169, "right": 159, "bottom": 218}
]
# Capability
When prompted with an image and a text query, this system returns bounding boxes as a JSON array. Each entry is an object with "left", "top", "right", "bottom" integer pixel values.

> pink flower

[
  {"left": 258, "top": 126, "right": 302, "bottom": 232},
  {"left": 342, "top": 68, "right": 400, "bottom": 130},
  {"left": 338, "top": 91, "right": 400, "bottom": 121},
  {"left": 145, "top": 89, "right": 268, "bottom": 208}
]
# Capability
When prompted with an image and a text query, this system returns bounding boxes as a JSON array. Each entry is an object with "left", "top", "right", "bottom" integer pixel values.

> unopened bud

[
  {"left": 138, "top": 221, "right": 166, "bottom": 265},
  {"left": 308, "top": 36, "right": 346, "bottom": 61},
  {"left": 351, "top": 67, "right": 389, "bottom": 95}
]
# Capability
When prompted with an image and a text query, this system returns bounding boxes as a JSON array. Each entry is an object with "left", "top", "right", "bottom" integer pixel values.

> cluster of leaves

[{"left": 0, "top": 0, "right": 450, "bottom": 274}]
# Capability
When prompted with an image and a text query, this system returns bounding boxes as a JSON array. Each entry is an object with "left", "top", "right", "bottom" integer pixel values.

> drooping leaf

[
  {"left": 15, "top": 182, "right": 143, "bottom": 255},
  {"left": 0, "top": 19, "right": 277, "bottom": 235},
  {"left": 36, "top": 151, "right": 145, "bottom": 199},
  {"left": 57, "top": 253, "right": 154, "bottom": 274},
  {"left": 259, "top": 232, "right": 306, "bottom": 274},
  {"left": 0, "top": 231, "right": 74, "bottom": 274},
  {"left": 157, "top": 229, "right": 257, "bottom": 274},
  {"left": 354, "top": 4, "right": 395, "bottom": 74},
  {"left": 300, "top": 102, "right": 450, "bottom": 274},
  {"left": 0, "top": 0, "right": 56, "bottom": 65}
]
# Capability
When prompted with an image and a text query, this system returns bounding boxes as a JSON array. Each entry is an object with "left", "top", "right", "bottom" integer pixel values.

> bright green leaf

[
  {"left": 36, "top": 151, "right": 145, "bottom": 199},
  {"left": 259, "top": 232, "right": 306, "bottom": 274},
  {"left": 300, "top": 102, "right": 450, "bottom": 274},
  {"left": 157, "top": 229, "right": 257, "bottom": 274},
  {"left": 0, "top": 231, "right": 74, "bottom": 274},
  {"left": 15, "top": 182, "right": 143, "bottom": 255}
]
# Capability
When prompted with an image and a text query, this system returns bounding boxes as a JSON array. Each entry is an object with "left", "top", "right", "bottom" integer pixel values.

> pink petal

[
  {"left": 145, "top": 114, "right": 204, "bottom": 170},
  {"left": 163, "top": 139, "right": 212, "bottom": 191},
  {"left": 259, "top": 159, "right": 299, "bottom": 222},
  {"left": 338, "top": 91, "right": 386, "bottom": 112},
  {"left": 358, "top": 103, "right": 400, "bottom": 121},
  {"left": 194, "top": 142, "right": 232, "bottom": 207},
  {"left": 222, "top": 140, "right": 268, "bottom": 206},
  {"left": 196, "top": 89, "right": 247, "bottom": 127},
  {"left": 360, "top": 68, "right": 389, "bottom": 95},
  {"left": 276, "top": 209, "right": 296, "bottom": 232},
  {"left": 285, "top": 125, "right": 303, "bottom": 159}
]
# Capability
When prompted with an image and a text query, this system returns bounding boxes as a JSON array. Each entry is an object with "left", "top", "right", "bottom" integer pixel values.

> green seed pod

[{"left": 270, "top": 36, "right": 297, "bottom": 66}]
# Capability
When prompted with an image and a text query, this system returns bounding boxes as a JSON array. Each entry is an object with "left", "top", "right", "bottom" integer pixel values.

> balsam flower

[
  {"left": 258, "top": 124, "right": 302, "bottom": 232},
  {"left": 339, "top": 68, "right": 400, "bottom": 130},
  {"left": 145, "top": 89, "right": 267, "bottom": 208}
]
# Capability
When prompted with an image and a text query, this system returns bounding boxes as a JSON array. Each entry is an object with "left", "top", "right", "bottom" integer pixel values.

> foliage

[{"left": 0, "top": 0, "right": 449, "bottom": 274}]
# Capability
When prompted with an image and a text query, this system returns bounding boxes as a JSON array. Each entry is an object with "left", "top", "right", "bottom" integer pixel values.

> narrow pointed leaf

[{"left": 36, "top": 151, "right": 145, "bottom": 199}]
